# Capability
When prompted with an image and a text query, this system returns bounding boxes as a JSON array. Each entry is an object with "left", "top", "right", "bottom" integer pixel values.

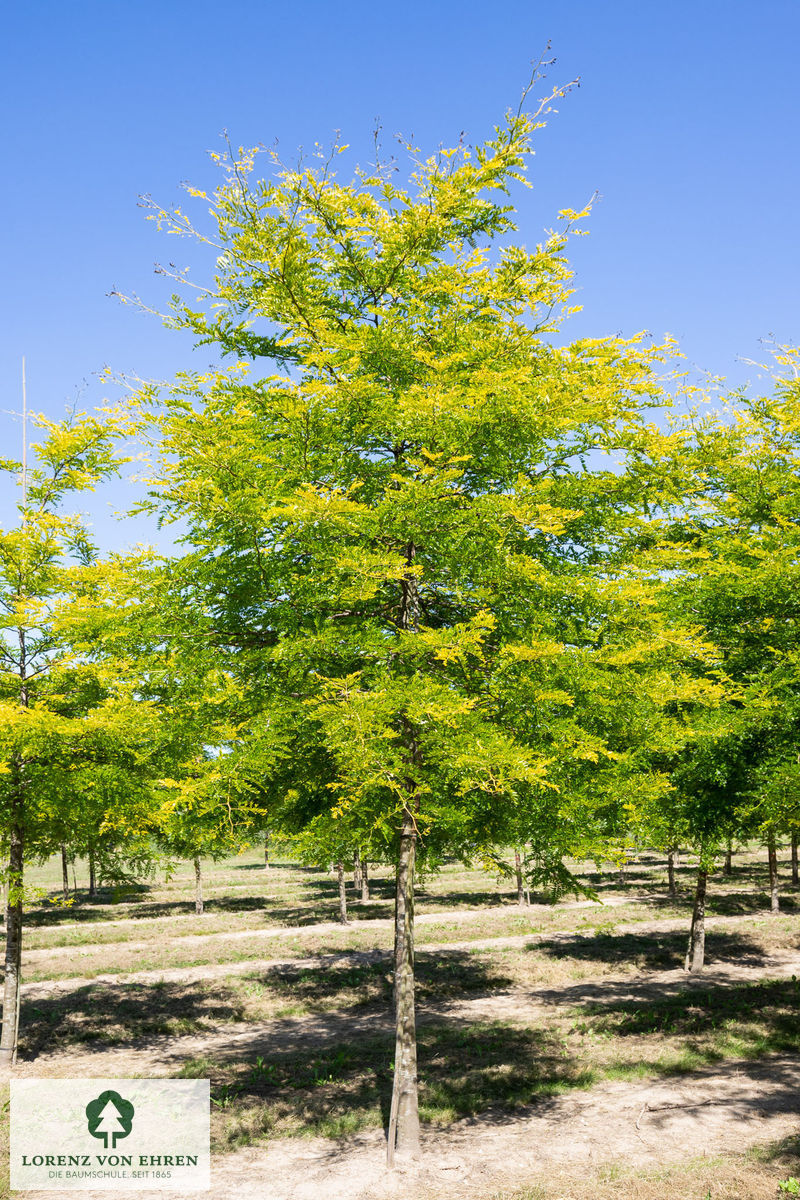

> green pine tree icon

[{"left": 85, "top": 1091, "right": 135, "bottom": 1149}]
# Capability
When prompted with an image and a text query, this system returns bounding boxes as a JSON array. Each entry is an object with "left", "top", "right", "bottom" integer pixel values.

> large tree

[{"left": 136, "top": 82, "right": 683, "bottom": 1159}]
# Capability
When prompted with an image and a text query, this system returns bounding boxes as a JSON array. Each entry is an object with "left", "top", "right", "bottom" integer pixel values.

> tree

[
  {"left": 0, "top": 413, "right": 165, "bottom": 1064},
  {"left": 135, "top": 78, "right": 683, "bottom": 1161},
  {"left": 622, "top": 346, "right": 800, "bottom": 961}
]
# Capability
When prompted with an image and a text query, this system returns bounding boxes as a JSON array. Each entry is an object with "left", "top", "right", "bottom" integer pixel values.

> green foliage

[
  {"left": 136, "top": 92, "right": 696, "bottom": 880},
  {"left": 0, "top": 413, "right": 168, "bottom": 884}
]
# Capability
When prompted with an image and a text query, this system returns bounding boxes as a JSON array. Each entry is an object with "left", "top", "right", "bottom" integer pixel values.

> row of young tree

[{"left": 2, "top": 82, "right": 800, "bottom": 1161}]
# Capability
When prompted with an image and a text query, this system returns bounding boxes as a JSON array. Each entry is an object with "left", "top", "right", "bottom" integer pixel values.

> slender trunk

[
  {"left": 723, "top": 840, "right": 733, "bottom": 876},
  {"left": 387, "top": 550, "right": 422, "bottom": 1165},
  {"left": 194, "top": 856, "right": 204, "bottom": 916},
  {"left": 0, "top": 772, "right": 24, "bottom": 1065},
  {"left": 263, "top": 830, "right": 269, "bottom": 871},
  {"left": 387, "top": 804, "right": 420, "bottom": 1165},
  {"left": 361, "top": 858, "right": 370, "bottom": 902},
  {"left": 88, "top": 848, "right": 97, "bottom": 900},
  {"left": 354, "top": 848, "right": 362, "bottom": 892},
  {"left": 61, "top": 844, "right": 70, "bottom": 899},
  {"left": 1, "top": 628, "right": 29, "bottom": 1066},
  {"left": 667, "top": 848, "right": 677, "bottom": 897},
  {"left": 71, "top": 857, "right": 77, "bottom": 893},
  {"left": 514, "top": 848, "right": 525, "bottom": 906},
  {"left": 337, "top": 861, "right": 348, "bottom": 924},
  {"left": 685, "top": 866, "right": 708, "bottom": 973},
  {"left": 768, "top": 833, "right": 779, "bottom": 914},
  {"left": 792, "top": 832, "right": 798, "bottom": 887}
]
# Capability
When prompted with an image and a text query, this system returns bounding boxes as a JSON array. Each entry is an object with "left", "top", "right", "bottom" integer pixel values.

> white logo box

[{"left": 11, "top": 1079, "right": 210, "bottom": 1192}]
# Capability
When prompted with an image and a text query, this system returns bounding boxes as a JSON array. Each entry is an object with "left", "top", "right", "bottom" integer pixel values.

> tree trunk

[
  {"left": 361, "top": 857, "right": 370, "bottom": 902},
  {"left": 0, "top": 787, "right": 24, "bottom": 1065},
  {"left": 768, "top": 833, "right": 779, "bottom": 914},
  {"left": 354, "top": 848, "right": 362, "bottom": 893},
  {"left": 513, "top": 848, "right": 525, "bottom": 906},
  {"left": 88, "top": 848, "right": 97, "bottom": 899},
  {"left": 194, "top": 856, "right": 204, "bottom": 916},
  {"left": 387, "top": 805, "right": 421, "bottom": 1165},
  {"left": 61, "top": 844, "right": 70, "bottom": 899},
  {"left": 667, "top": 847, "right": 677, "bottom": 897},
  {"left": 71, "top": 857, "right": 77, "bottom": 893},
  {"left": 337, "top": 861, "right": 348, "bottom": 924},
  {"left": 792, "top": 832, "right": 798, "bottom": 886},
  {"left": 685, "top": 866, "right": 708, "bottom": 973},
  {"left": 263, "top": 830, "right": 269, "bottom": 871},
  {"left": 723, "top": 840, "right": 733, "bottom": 875}
]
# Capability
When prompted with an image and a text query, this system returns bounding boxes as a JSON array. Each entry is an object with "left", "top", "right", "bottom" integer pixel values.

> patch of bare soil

[
  {"left": 11, "top": 947, "right": 800, "bottom": 1076},
  {"left": 23, "top": 895, "right": 642, "bottom": 956},
  {"left": 17, "top": 907, "right": 784, "bottom": 999},
  {"left": 14, "top": 1057, "right": 800, "bottom": 1200}
]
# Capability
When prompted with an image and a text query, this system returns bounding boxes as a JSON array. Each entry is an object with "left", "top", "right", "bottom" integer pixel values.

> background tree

[{"left": 0, "top": 414, "right": 166, "bottom": 1064}]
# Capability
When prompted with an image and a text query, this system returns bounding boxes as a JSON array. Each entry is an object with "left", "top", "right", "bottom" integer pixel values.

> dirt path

[
  {"left": 18, "top": 907, "right": 772, "bottom": 998},
  {"left": 203, "top": 1055, "right": 800, "bottom": 1200},
  {"left": 24, "top": 892, "right": 645, "bottom": 944},
  {"left": 15, "top": 946, "right": 800, "bottom": 1076},
  {"left": 15, "top": 1055, "right": 800, "bottom": 1200}
]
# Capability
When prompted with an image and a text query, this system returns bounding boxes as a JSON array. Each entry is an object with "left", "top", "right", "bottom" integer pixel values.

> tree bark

[
  {"left": 723, "top": 840, "right": 733, "bottom": 876},
  {"left": 514, "top": 848, "right": 525, "bottom": 906},
  {"left": 337, "top": 861, "right": 348, "bottom": 924},
  {"left": 61, "top": 844, "right": 70, "bottom": 899},
  {"left": 1, "top": 627, "right": 29, "bottom": 1066},
  {"left": 667, "top": 847, "right": 677, "bottom": 897},
  {"left": 88, "top": 848, "right": 97, "bottom": 899},
  {"left": 194, "top": 856, "right": 204, "bottom": 916},
  {"left": 387, "top": 804, "right": 421, "bottom": 1165},
  {"left": 354, "top": 848, "right": 362, "bottom": 893},
  {"left": 361, "top": 857, "right": 370, "bottom": 902},
  {"left": 792, "top": 832, "right": 798, "bottom": 887},
  {"left": 685, "top": 866, "right": 708, "bottom": 973},
  {"left": 0, "top": 771, "right": 24, "bottom": 1065},
  {"left": 768, "top": 832, "right": 780, "bottom": 914}
]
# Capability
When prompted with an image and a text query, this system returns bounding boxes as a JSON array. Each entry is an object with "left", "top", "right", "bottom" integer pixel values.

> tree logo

[{"left": 85, "top": 1090, "right": 135, "bottom": 1149}]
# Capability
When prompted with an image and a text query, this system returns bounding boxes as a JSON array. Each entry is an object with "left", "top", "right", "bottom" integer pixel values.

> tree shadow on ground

[
  {"left": 412, "top": 889, "right": 517, "bottom": 909},
  {"left": 17, "top": 949, "right": 515, "bottom": 1062},
  {"left": 22, "top": 891, "right": 394, "bottom": 928},
  {"left": 185, "top": 1020, "right": 594, "bottom": 1152},
  {"left": 707, "top": 890, "right": 800, "bottom": 916},
  {"left": 18, "top": 978, "right": 249, "bottom": 1060},
  {"left": 532, "top": 928, "right": 772, "bottom": 972},
  {"left": 580, "top": 975, "right": 800, "bottom": 1061}
]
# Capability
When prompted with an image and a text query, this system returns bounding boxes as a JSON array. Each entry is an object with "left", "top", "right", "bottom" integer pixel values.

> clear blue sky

[{"left": 2, "top": 0, "right": 799, "bottom": 546}]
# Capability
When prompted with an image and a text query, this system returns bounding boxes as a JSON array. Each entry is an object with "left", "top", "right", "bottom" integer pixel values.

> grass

[
  {"left": 489, "top": 1139, "right": 800, "bottom": 1199},
  {"left": 178, "top": 961, "right": 800, "bottom": 1154},
  {"left": 4, "top": 842, "right": 800, "bottom": 1198},
  {"left": 177, "top": 1019, "right": 598, "bottom": 1152}
]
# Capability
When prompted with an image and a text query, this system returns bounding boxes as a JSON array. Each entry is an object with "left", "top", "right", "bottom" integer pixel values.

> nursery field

[{"left": 2, "top": 848, "right": 800, "bottom": 1200}]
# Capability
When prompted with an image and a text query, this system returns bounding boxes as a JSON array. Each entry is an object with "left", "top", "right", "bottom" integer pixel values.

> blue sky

[{"left": 2, "top": 0, "right": 799, "bottom": 547}]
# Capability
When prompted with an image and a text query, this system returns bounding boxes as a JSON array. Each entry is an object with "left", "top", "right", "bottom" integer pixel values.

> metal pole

[{"left": 21, "top": 356, "right": 27, "bottom": 506}]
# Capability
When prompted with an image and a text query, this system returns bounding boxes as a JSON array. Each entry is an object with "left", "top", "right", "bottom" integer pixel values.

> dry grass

[
  {"left": 489, "top": 1137, "right": 800, "bottom": 1199},
  {"left": 6, "top": 844, "right": 800, "bottom": 1199}
]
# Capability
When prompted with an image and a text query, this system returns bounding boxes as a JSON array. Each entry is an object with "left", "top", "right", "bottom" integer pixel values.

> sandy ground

[
  {"left": 18, "top": 905, "right": 784, "bottom": 997},
  {"left": 7, "top": 896, "right": 800, "bottom": 1200},
  {"left": 11, "top": 1055, "right": 800, "bottom": 1200}
]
